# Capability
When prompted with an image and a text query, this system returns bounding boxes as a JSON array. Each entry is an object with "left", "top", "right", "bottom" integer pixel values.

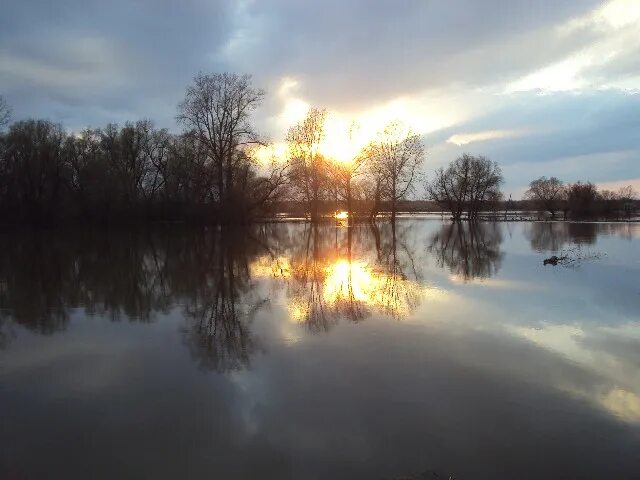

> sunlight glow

[
  {"left": 447, "top": 129, "right": 524, "bottom": 146},
  {"left": 250, "top": 253, "right": 438, "bottom": 322},
  {"left": 260, "top": 77, "right": 467, "bottom": 165},
  {"left": 253, "top": 143, "right": 288, "bottom": 166},
  {"left": 323, "top": 260, "right": 375, "bottom": 303},
  {"left": 321, "top": 259, "right": 432, "bottom": 319},
  {"left": 597, "top": 0, "right": 640, "bottom": 29}
]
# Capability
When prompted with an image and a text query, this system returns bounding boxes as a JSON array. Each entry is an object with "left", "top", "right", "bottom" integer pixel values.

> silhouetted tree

[
  {"left": 331, "top": 122, "right": 369, "bottom": 220},
  {"left": 618, "top": 185, "right": 638, "bottom": 218},
  {"left": 567, "top": 181, "right": 599, "bottom": 218},
  {"left": 524, "top": 176, "right": 566, "bottom": 218},
  {"left": 363, "top": 123, "right": 424, "bottom": 221},
  {"left": 287, "top": 108, "right": 328, "bottom": 221},
  {"left": 0, "top": 120, "right": 68, "bottom": 223},
  {"left": 426, "top": 154, "right": 503, "bottom": 220},
  {"left": 177, "top": 72, "right": 267, "bottom": 219}
]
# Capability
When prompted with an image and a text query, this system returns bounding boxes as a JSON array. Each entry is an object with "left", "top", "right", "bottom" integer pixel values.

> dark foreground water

[{"left": 1, "top": 219, "right": 639, "bottom": 479}]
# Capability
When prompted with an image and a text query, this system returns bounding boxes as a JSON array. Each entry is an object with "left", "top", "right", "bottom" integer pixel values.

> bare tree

[
  {"left": 567, "top": 181, "right": 598, "bottom": 217},
  {"left": 0, "top": 96, "right": 11, "bottom": 129},
  {"left": 363, "top": 123, "right": 424, "bottom": 221},
  {"left": 617, "top": 185, "right": 637, "bottom": 218},
  {"left": 286, "top": 107, "right": 328, "bottom": 221},
  {"left": 339, "top": 123, "right": 369, "bottom": 219},
  {"left": 426, "top": 153, "right": 503, "bottom": 220},
  {"left": 1, "top": 120, "right": 67, "bottom": 223},
  {"left": 177, "top": 73, "right": 265, "bottom": 213},
  {"left": 524, "top": 176, "right": 566, "bottom": 218},
  {"left": 139, "top": 121, "right": 171, "bottom": 201}
]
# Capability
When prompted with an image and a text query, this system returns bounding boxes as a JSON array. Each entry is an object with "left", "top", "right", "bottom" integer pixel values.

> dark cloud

[
  {"left": 0, "top": 0, "right": 638, "bottom": 191},
  {"left": 233, "top": 0, "right": 603, "bottom": 107},
  {"left": 0, "top": 0, "right": 235, "bottom": 128}
]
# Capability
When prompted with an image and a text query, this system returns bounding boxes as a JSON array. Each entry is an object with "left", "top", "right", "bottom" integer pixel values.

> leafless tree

[
  {"left": 617, "top": 185, "right": 638, "bottom": 218},
  {"left": 177, "top": 73, "right": 265, "bottom": 212},
  {"left": 334, "top": 122, "right": 369, "bottom": 219},
  {"left": 363, "top": 123, "right": 424, "bottom": 221},
  {"left": 0, "top": 120, "right": 67, "bottom": 223},
  {"left": 139, "top": 120, "right": 171, "bottom": 201},
  {"left": 524, "top": 176, "right": 566, "bottom": 218},
  {"left": 426, "top": 153, "right": 503, "bottom": 220},
  {"left": 286, "top": 107, "right": 328, "bottom": 221},
  {"left": 566, "top": 181, "right": 598, "bottom": 217}
]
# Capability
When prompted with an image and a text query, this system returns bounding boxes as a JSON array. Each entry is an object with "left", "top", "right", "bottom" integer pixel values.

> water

[{"left": 1, "top": 219, "right": 639, "bottom": 479}]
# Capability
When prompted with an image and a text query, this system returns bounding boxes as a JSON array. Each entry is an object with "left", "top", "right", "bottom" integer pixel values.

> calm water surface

[{"left": 1, "top": 219, "right": 639, "bottom": 479}]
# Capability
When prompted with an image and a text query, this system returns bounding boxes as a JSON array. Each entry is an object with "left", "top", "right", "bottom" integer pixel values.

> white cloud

[
  {"left": 447, "top": 129, "right": 524, "bottom": 146},
  {"left": 506, "top": 0, "right": 640, "bottom": 93}
]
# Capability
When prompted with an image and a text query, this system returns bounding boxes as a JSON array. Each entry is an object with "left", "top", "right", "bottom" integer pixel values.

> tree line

[
  {"left": 523, "top": 176, "right": 637, "bottom": 219},
  {"left": 0, "top": 74, "right": 426, "bottom": 225},
  {"left": 0, "top": 75, "right": 292, "bottom": 224},
  {"left": 1, "top": 73, "right": 637, "bottom": 225}
]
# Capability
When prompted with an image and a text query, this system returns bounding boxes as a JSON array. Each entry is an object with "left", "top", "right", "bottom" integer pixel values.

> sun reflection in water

[
  {"left": 252, "top": 254, "right": 439, "bottom": 324},
  {"left": 323, "top": 260, "right": 371, "bottom": 303}
]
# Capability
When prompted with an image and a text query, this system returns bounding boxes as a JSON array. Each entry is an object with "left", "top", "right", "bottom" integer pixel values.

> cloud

[
  {"left": 0, "top": 0, "right": 639, "bottom": 191},
  {"left": 505, "top": 0, "right": 640, "bottom": 93},
  {"left": 447, "top": 129, "right": 525, "bottom": 146},
  {"left": 596, "top": 178, "right": 640, "bottom": 193},
  {"left": 0, "top": 0, "right": 236, "bottom": 128}
]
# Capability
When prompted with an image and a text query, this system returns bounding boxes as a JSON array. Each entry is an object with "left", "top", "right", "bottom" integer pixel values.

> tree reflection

[
  {"left": 427, "top": 222, "right": 504, "bottom": 281},
  {"left": 0, "top": 220, "right": 511, "bottom": 367},
  {"left": 0, "top": 233, "right": 76, "bottom": 334},
  {"left": 273, "top": 220, "right": 424, "bottom": 329},
  {"left": 0, "top": 227, "right": 271, "bottom": 372},
  {"left": 369, "top": 220, "right": 423, "bottom": 319},
  {"left": 177, "top": 228, "right": 266, "bottom": 372},
  {"left": 524, "top": 222, "right": 597, "bottom": 252},
  {"left": 286, "top": 223, "right": 340, "bottom": 332}
]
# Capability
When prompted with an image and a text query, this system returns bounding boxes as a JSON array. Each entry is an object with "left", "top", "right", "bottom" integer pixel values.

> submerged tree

[
  {"left": 326, "top": 122, "right": 370, "bottom": 220},
  {"left": 617, "top": 185, "right": 638, "bottom": 218},
  {"left": 286, "top": 107, "right": 328, "bottom": 221},
  {"left": 524, "top": 176, "right": 566, "bottom": 218},
  {"left": 363, "top": 123, "right": 424, "bottom": 220},
  {"left": 566, "top": 181, "right": 599, "bottom": 218},
  {"left": 426, "top": 153, "right": 503, "bottom": 221}
]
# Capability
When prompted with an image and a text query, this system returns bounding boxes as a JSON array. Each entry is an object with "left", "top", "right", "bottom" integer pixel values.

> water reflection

[
  {"left": 427, "top": 222, "right": 503, "bottom": 282},
  {"left": 523, "top": 221, "right": 640, "bottom": 252},
  {"left": 0, "top": 228, "right": 275, "bottom": 371},
  {"left": 524, "top": 222, "right": 597, "bottom": 251},
  {"left": 1, "top": 220, "right": 636, "bottom": 356},
  {"left": 268, "top": 221, "right": 425, "bottom": 331},
  {"left": 0, "top": 221, "right": 435, "bottom": 353},
  {"left": 176, "top": 228, "right": 266, "bottom": 372},
  {"left": 1, "top": 220, "right": 640, "bottom": 479}
]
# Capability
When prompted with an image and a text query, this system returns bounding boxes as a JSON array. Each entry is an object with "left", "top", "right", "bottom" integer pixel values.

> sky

[{"left": 1, "top": 0, "right": 639, "bottom": 197}]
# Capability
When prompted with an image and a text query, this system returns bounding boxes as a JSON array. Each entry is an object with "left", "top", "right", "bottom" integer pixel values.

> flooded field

[{"left": 1, "top": 219, "right": 639, "bottom": 479}]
